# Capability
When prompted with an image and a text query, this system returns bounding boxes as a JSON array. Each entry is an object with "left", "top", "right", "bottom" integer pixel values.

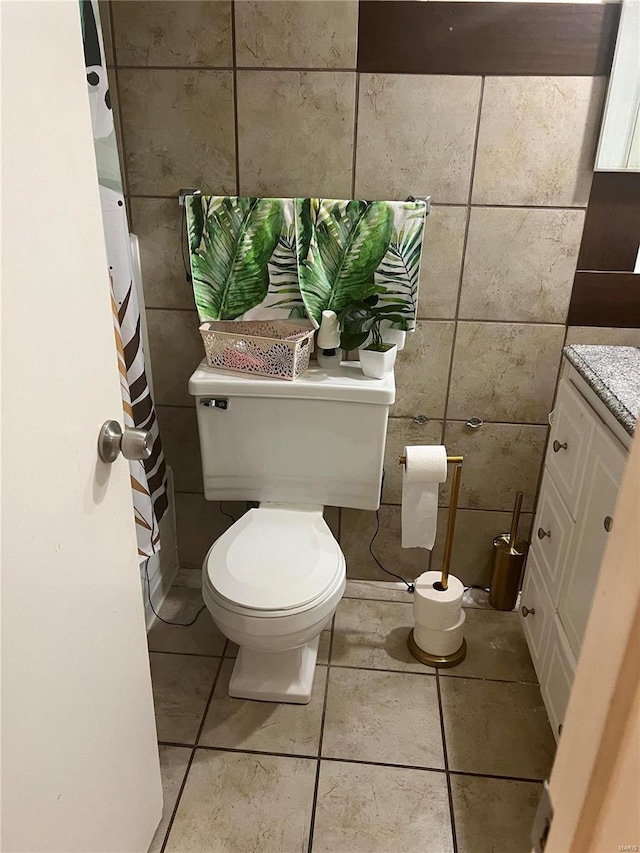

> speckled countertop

[{"left": 564, "top": 345, "right": 639, "bottom": 436}]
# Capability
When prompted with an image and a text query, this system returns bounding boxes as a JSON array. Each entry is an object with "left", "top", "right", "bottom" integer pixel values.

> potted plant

[{"left": 338, "top": 295, "right": 410, "bottom": 379}]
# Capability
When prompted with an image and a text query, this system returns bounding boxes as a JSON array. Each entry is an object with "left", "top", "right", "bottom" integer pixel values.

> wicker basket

[{"left": 199, "top": 320, "right": 315, "bottom": 380}]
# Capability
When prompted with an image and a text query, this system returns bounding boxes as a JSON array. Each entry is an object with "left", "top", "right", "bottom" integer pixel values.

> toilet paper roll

[
  {"left": 413, "top": 571, "right": 464, "bottom": 631},
  {"left": 401, "top": 445, "right": 448, "bottom": 550},
  {"left": 414, "top": 610, "right": 466, "bottom": 657}
]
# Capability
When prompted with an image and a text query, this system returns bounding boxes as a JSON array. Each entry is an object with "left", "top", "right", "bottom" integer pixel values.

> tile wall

[{"left": 103, "top": 0, "right": 632, "bottom": 586}]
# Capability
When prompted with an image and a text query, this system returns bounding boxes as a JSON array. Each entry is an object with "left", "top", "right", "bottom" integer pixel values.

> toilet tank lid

[{"left": 189, "top": 360, "right": 395, "bottom": 405}]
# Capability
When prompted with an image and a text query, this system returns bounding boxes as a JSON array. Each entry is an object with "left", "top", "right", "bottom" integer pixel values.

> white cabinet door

[
  {"left": 529, "top": 476, "right": 575, "bottom": 603},
  {"left": 547, "top": 379, "right": 595, "bottom": 518},
  {"left": 520, "top": 551, "right": 555, "bottom": 679},
  {"left": 2, "top": 4, "right": 162, "bottom": 851},
  {"left": 558, "top": 423, "right": 627, "bottom": 655},
  {"left": 541, "top": 616, "right": 578, "bottom": 743}
]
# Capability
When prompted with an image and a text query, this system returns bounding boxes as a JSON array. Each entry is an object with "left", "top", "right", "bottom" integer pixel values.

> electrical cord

[
  {"left": 369, "top": 470, "right": 415, "bottom": 593},
  {"left": 144, "top": 557, "right": 206, "bottom": 628}
]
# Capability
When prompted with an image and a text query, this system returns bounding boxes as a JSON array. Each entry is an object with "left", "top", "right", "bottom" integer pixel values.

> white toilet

[{"left": 189, "top": 361, "right": 395, "bottom": 703}]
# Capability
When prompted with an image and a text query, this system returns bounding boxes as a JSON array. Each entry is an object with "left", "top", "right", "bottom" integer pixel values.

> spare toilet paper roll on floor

[{"left": 401, "top": 445, "right": 448, "bottom": 550}]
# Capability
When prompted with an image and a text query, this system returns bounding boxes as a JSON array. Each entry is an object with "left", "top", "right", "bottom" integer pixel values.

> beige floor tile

[
  {"left": 312, "top": 761, "right": 453, "bottom": 853},
  {"left": 322, "top": 668, "right": 444, "bottom": 768},
  {"left": 440, "top": 678, "right": 555, "bottom": 779},
  {"left": 150, "top": 652, "right": 221, "bottom": 745},
  {"left": 441, "top": 609, "right": 537, "bottom": 683},
  {"left": 344, "top": 579, "right": 413, "bottom": 602},
  {"left": 172, "top": 567, "right": 203, "bottom": 589},
  {"left": 165, "top": 750, "right": 316, "bottom": 852},
  {"left": 332, "top": 598, "right": 434, "bottom": 674},
  {"left": 148, "top": 587, "right": 226, "bottom": 656},
  {"left": 148, "top": 746, "right": 192, "bottom": 853},
  {"left": 199, "top": 660, "right": 326, "bottom": 755},
  {"left": 451, "top": 774, "right": 542, "bottom": 853},
  {"left": 235, "top": 0, "right": 358, "bottom": 68}
]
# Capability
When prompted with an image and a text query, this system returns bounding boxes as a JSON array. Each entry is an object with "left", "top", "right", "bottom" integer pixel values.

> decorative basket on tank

[{"left": 199, "top": 320, "right": 315, "bottom": 380}]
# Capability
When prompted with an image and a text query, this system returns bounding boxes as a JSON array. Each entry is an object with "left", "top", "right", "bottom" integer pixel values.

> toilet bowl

[{"left": 202, "top": 504, "right": 345, "bottom": 703}]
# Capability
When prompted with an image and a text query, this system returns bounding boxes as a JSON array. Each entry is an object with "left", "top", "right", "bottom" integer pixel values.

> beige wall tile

[
  {"left": 313, "top": 762, "right": 453, "bottom": 853},
  {"left": 166, "top": 751, "right": 316, "bottom": 852},
  {"left": 431, "top": 508, "right": 533, "bottom": 588},
  {"left": 447, "top": 322, "right": 565, "bottom": 423},
  {"left": 175, "top": 493, "right": 247, "bottom": 569},
  {"left": 383, "top": 417, "right": 443, "bottom": 504},
  {"left": 355, "top": 75, "right": 482, "bottom": 203},
  {"left": 566, "top": 326, "right": 640, "bottom": 346},
  {"left": 452, "top": 776, "right": 542, "bottom": 853},
  {"left": 119, "top": 69, "right": 235, "bottom": 195},
  {"left": 112, "top": 1, "right": 232, "bottom": 67},
  {"left": 130, "top": 199, "right": 194, "bottom": 310},
  {"left": 156, "top": 406, "right": 203, "bottom": 493},
  {"left": 235, "top": 1, "right": 358, "bottom": 69},
  {"left": 418, "top": 205, "right": 466, "bottom": 319},
  {"left": 459, "top": 207, "right": 585, "bottom": 323},
  {"left": 473, "top": 76, "right": 606, "bottom": 207},
  {"left": 341, "top": 506, "right": 428, "bottom": 581},
  {"left": 441, "top": 421, "right": 547, "bottom": 511},
  {"left": 393, "top": 321, "right": 455, "bottom": 419},
  {"left": 237, "top": 71, "right": 355, "bottom": 198},
  {"left": 147, "top": 309, "right": 203, "bottom": 406}
]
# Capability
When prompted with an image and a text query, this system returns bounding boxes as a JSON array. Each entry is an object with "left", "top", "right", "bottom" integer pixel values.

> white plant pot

[
  {"left": 381, "top": 326, "right": 407, "bottom": 351},
  {"left": 358, "top": 344, "right": 397, "bottom": 379}
]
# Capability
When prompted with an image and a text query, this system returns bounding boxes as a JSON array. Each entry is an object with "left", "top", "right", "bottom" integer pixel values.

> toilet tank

[{"left": 189, "top": 361, "right": 395, "bottom": 511}]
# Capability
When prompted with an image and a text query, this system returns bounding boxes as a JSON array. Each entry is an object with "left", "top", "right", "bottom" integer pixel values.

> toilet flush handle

[{"left": 98, "top": 420, "right": 152, "bottom": 463}]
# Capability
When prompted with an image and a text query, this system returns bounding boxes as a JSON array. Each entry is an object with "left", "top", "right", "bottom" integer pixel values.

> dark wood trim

[
  {"left": 577, "top": 173, "right": 640, "bottom": 273},
  {"left": 567, "top": 272, "right": 640, "bottom": 328},
  {"left": 358, "top": 2, "right": 620, "bottom": 76}
]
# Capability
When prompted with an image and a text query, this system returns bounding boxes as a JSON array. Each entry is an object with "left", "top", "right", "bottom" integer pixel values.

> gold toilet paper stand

[{"left": 398, "top": 454, "right": 468, "bottom": 668}]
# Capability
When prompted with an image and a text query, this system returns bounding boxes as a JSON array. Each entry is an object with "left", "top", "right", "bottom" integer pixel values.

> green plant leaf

[
  {"left": 188, "top": 197, "right": 284, "bottom": 321},
  {"left": 297, "top": 200, "right": 394, "bottom": 325},
  {"left": 375, "top": 211, "right": 426, "bottom": 331},
  {"left": 262, "top": 223, "right": 307, "bottom": 318},
  {"left": 186, "top": 196, "right": 206, "bottom": 252}
]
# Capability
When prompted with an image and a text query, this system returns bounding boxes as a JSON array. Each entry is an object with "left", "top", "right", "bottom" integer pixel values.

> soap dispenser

[{"left": 316, "top": 310, "right": 342, "bottom": 368}]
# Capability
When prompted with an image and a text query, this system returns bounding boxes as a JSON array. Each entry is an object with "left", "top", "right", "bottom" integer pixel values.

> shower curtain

[{"left": 82, "top": 0, "right": 168, "bottom": 556}]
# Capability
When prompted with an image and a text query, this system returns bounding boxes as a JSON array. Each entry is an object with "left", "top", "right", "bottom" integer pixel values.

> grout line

[
  {"left": 113, "top": 65, "right": 358, "bottom": 73},
  {"left": 159, "top": 647, "right": 227, "bottom": 853},
  {"left": 350, "top": 72, "right": 360, "bottom": 199},
  {"left": 449, "top": 768, "right": 546, "bottom": 785},
  {"left": 306, "top": 618, "right": 335, "bottom": 853},
  {"left": 436, "top": 670, "right": 459, "bottom": 853},
  {"left": 148, "top": 649, "right": 222, "bottom": 659},
  {"left": 230, "top": 1, "right": 241, "bottom": 195}
]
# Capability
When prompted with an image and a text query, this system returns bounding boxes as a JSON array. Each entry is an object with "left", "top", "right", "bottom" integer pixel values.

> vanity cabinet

[{"left": 520, "top": 361, "right": 629, "bottom": 741}]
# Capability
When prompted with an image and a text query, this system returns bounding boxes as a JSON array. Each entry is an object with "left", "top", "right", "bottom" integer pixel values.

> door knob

[
  {"left": 521, "top": 605, "right": 536, "bottom": 617},
  {"left": 98, "top": 420, "right": 152, "bottom": 463}
]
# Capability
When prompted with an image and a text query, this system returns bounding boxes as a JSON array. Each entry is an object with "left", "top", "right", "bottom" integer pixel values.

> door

[{"left": 1, "top": 3, "right": 162, "bottom": 851}]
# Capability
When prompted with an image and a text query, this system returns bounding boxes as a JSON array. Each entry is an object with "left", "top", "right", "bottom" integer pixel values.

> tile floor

[{"left": 147, "top": 577, "right": 555, "bottom": 853}]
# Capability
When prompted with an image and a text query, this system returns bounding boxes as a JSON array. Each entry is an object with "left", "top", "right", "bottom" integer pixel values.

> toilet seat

[{"left": 204, "top": 506, "right": 343, "bottom": 615}]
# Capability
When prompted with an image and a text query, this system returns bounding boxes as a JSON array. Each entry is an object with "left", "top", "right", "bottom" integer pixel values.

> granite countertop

[{"left": 563, "top": 345, "right": 640, "bottom": 436}]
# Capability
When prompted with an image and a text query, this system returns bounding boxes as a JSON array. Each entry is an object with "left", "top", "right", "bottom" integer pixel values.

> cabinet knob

[
  {"left": 558, "top": 723, "right": 563, "bottom": 736},
  {"left": 537, "top": 527, "right": 551, "bottom": 540},
  {"left": 604, "top": 516, "right": 613, "bottom": 533},
  {"left": 521, "top": 605, "right": 536, "bottom": 617},
  {"left": 552, "top": 440, "right": 568, "bottom": 453}
]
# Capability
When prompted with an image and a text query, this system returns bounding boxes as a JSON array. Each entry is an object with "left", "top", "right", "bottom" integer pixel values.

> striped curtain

[{"left": 83, "top": 0, "right": 168, "bottom": 556}]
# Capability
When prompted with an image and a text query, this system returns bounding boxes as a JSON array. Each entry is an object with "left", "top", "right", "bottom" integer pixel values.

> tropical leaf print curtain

[
  {"left": 82, "top": 0, "right": 167, "bottom": 557},
  {"left": 186, "top": 196, "right": 427, "bottom": 329}
]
